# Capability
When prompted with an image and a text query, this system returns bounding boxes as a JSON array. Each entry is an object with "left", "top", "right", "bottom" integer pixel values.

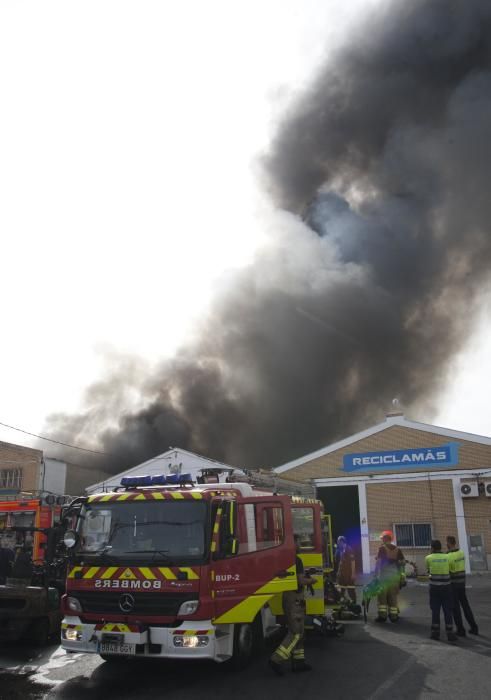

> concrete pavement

[{"left": 0, "top": 576, "right": 489, "bottom": 700}]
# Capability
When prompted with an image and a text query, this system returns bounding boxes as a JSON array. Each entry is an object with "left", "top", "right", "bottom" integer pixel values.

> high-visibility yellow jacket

[
  {"left": 425, "top": 552, "right": 450, "bottom": 586},
  {"left": 448, "top": 548, "right": 466, "bottom": 585}
]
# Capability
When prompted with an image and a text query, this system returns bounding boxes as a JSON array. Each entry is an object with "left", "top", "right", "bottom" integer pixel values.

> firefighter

[
  {"left": 426, "top": 539, "right": 457, "bottom": 642},
  {"left": 446, "top": 535, "right": 478, "bottom": 636},
  {"left": 375, "top": 530, "right": 405, "bottom": 623},
  {"left": 269, "top": 535, "right": 316, "bottom": 675},
  {"left": 335, "top": 535, "right": 357, "bottom": 603}
]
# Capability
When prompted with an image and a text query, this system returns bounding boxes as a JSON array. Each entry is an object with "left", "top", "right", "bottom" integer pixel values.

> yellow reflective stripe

[
  {"left": 134, "top": 494, "right": 146, "bottom": 500},
  {"left": 170, "top": 492, "right": 184, "bottom": 499},
  {"left": 102, "top": 623, "right": 130, "bottom": 632},
  {"left": 213, "top": 594, "right": 273, "bottom": 624},
  {"left": 117, "top": 493, "right": 131, "bottom": 501},
  {"left": 255, "top": 564, "right": 297, "bottom": 594},
  {"left": 275, "top": 646, "right": 289, "bottom": 659},
  {"left": 211, "top": 542, "right": 217, "bottom": 552},
  {"left": 229, "top": 502, "right": 234, "bottom": 533},
  {"left": 100, "top": 567, "right": 118, "bottom": 579},
  {"left": 62, "top": 623, "right": 82, "bottom": 630},
  {"left": 158, "top": 567, "right": 177, "bottom": 580},
  {"left": 68, "top": 566, "right": 83, "bottom": 578},
  {"left": 178, "top": 567, "right": 199, "bottom": 580},
  {"left": 191, "top": 493, "right": 203, "bottom": 499},
  {"left": 84, "top": 567, "right": 101, "bottom": 579},
  {"left": 139, "top": 567, "right": 157, "bottom": 580},
  {"left": 213, "top": 523, "right": 219, "bottom": 534},
  {"left": 283, "top": 634, "right": 300, "bottom": 655},
  {"left": 152, "top": 492, "right": 165, "bottom": 500},
  {"left": 119, "top": 568, "right": 137, "bottom": 580},
  {"left": 100, "top": 494, "right": 113, "bottom": 502}
]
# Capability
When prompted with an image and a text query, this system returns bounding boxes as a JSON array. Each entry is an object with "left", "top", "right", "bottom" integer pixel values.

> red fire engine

[{"left": 61, "top": 475, "right": 334, "bottom": 665}]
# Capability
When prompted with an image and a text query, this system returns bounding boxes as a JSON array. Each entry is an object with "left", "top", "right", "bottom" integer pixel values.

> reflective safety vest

[
  {"left": 448, "top": 549, "right": 466, "bottom": 585},
  {"left": 425, "top": 552, "right": 450, "bottom": 585}
]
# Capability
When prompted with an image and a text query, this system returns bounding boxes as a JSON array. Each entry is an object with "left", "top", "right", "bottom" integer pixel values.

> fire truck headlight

[
  {"left": 63, "top": 628, "right": 82, "bottom": 642},
  {"left": 66, "top": 596, "right": 83, "bottom": 613},
  {"left": 177, "top": 600, "right": 199, "bottom": 616},
  {"left": 173, "top": 635, "right": 209, "bottom": 648}
]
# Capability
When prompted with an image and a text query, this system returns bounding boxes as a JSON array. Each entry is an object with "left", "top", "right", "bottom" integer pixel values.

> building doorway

[{"left": 317, "top": 485, "right": 362, "bottom": 573}]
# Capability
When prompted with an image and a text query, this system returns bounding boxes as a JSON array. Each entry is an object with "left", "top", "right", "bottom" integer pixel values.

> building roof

[
  {"left": 274, "top": 414, "right": 491, "bottom": 475},
  {"left": 86, "top": 447, "right": 242, "bottom": 494}
]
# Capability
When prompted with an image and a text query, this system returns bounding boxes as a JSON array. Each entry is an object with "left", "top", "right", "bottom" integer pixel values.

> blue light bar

[
  {"left": 121, "top": 475, "right": 153, "bottom": 487},
  {"left": 121, "top": 473, "right": 193, "bottom": 488}
]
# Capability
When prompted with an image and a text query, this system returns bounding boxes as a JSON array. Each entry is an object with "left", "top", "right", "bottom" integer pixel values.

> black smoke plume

[{"left": 47, "top": 0, "right": 491, "bottom": 473}]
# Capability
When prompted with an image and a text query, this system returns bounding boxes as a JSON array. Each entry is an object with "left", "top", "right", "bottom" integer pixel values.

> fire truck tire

[
  {"left": 29, "top": 617, "right": 50, "bottom": 646},
  {"left": 231, "top": 623, "right": 254, "bottom": 669},
  {"left": 230, "top": 616, "right": 263, "bottom": 670}
]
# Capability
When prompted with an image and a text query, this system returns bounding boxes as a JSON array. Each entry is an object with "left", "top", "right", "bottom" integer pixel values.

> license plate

[{"left": 98, "top": 642, "right": 136, "bottom": 655}]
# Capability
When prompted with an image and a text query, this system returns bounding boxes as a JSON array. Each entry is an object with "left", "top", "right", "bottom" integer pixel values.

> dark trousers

[
  {"left": 429, "top": 585, "right": 453, "bottom": 630},
  {"left": 451, "top": 583, "right": 477, "bottom": 632}
]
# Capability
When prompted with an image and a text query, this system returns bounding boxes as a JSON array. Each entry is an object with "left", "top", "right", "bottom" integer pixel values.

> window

[
  {"left": 0, "top": 468, "right": 22, "bottom": 490},
  {"left": 394, "top": 523, "right": 432, "bottom": 548},
  {"left": 292, "top": 507, "right": 315, "bottom": 549},
  {"left": 237, "top": 503, "right": 284, "bottom": 554}
]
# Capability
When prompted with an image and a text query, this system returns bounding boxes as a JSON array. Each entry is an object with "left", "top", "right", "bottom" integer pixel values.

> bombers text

[{"left": 95, "top": 579, "right": 163, "bottom": 589}]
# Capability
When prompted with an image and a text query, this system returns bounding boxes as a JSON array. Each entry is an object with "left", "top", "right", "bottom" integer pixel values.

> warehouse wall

[{"left": 366, "top": 479, "right": 457, "bottom": 572}]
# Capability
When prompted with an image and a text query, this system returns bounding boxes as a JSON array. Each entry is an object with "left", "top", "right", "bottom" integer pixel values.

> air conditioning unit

[
  {"left": 484, "top": 481, "right": 491, "bottom": 498},
  {"left": 460, "top": 482, "right": 479, "bottom": 498}
]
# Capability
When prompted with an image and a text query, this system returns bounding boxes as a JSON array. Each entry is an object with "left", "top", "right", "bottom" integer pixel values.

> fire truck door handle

[{"left": 276, "top": 570, "right": 295, "bottom": 578}]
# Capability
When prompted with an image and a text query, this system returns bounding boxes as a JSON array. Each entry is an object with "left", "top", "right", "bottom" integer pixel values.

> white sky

[{"left": 0, "top": 0, "right": 489, "bottom": 451}]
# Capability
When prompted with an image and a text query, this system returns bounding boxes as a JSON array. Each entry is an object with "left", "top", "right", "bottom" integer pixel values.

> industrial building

[{"left": 274, "top": 412, "right": 491, "bottom": 575}]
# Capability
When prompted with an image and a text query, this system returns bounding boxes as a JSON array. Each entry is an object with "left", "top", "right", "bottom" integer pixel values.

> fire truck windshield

[{"left": 78, "top": 500, "right": 208, "bottom": 563}]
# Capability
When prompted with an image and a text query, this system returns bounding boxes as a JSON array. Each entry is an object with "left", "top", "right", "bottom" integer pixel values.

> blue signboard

[{"left": 343, "top": 443, "right": 459, "bottom": 472}]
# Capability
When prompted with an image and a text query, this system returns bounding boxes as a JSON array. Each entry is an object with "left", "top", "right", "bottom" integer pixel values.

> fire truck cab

[{"left": 61, "top": 477, "right": 332, "bottom": 665}]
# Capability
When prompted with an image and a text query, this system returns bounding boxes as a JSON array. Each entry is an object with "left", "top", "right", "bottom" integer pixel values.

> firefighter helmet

[{"left": 380, "top": 530, "right": 394, "bottom": 541}]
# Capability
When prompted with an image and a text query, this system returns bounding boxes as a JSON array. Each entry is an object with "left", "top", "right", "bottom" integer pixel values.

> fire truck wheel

[
  {"left": 231, "top": 623, "right": 254, "bottom": 669},
  {"left": 230, "top": 616, "right": 263, "bottom": 670},
  {"left": 29, "top": 618, "right": 50, "bottom": 646}
]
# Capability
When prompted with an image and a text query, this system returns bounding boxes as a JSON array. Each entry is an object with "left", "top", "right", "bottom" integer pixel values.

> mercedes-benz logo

[{"left": 119, "top": 593, "right": 135, "bottom": 613}]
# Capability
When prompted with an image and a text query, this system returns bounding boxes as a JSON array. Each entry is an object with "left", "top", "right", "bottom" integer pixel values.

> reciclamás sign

[{"left": 343, "top": 443, "right": 459, "bottom": 472}]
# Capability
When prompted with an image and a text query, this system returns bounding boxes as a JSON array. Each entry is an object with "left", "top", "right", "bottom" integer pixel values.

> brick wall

[
  {"left": 366, "top": 479, "right": 457, "bottom": 572},
  {"left": 0, "top": 440, "right": 43, "bottom": 492},
  {"left": 462, "top": 491, "right": 491, "bottom": 555},
  {"left": 281, "top": 424, "right": 491, "bottom": 482}
]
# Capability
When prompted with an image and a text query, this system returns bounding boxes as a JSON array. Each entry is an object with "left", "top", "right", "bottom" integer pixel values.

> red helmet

[{"left": 380, "top": 530, "right": 394, "bottom": 541}]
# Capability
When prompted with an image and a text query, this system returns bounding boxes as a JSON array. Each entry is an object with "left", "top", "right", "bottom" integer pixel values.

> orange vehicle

[
  {"left": 0, "top": 494, "right": 68, "bottom": 644},
  {"left": 60, "top": 476, "right": 335, "bottom": 665},
  {"left": 0, "top": 494, "right": 65, "bottom": 564}
]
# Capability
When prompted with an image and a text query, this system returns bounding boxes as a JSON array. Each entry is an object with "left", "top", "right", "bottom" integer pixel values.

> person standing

[
  {"left": 335, "top": 535, "right": 357, "bottom": 603},
  {"left": 446, "top": 535, "right": 478, "bottom": 636},
  {"left": 426, "top": 539, "right": 457, "bottom": 642},
  {"left": 269, "top": 535, "right": 316, "bottom": 675},
  {"left": 375, "top": 530, "right": 405, "bottom": 623}
]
